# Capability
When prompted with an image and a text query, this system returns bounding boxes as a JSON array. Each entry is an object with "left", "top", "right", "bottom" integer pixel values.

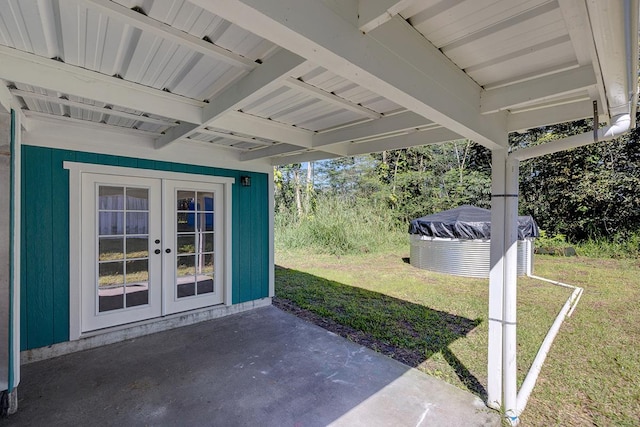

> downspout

[{"left": 510, "top": 113, "right": 631, "bottom": 161}]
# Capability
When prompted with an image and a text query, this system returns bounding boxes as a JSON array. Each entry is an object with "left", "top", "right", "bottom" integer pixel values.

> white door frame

[{"left": 65, "top": 162, "right": 234, "bottom": 340}]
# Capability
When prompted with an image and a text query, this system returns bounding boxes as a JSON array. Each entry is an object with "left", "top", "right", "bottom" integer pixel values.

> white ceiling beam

[
  {"left": 24, "top": 110, "right": 162, "bottom": 137},
  {"left": 156, "top": 49, "right": 310, "bottom": 148},
  {"left": 346, "top": 127, "right": 462, "bottom": 156},
  {"left": 358, "top": 0, "right": 414, "bottom": 33},
  {"left": 191, "top": 0, "right": 508, "bottom": 150},
  {"left": 81, "top": 0, "right": 256, "bottom": 71},
  {"left": 211, "top": 111, "right": 313, "bottom": 148},
  {"left": 201, "top": 50, "right": 310, "bottom": 123},
  {"left": 0, "top": 46, "right": 204, "bottom": 125},
  {"left": 282, "top": 77, "right": 382, "bottom": 119},
  {"left": 271, "top": 151, "right": 342, "bottom": 166},
  {"left": 197, "top": 128, "right": 273, "bottom": 146},
  {"left": 10, "top": 88, "right": 178, "bottom": 127},
  {"left": 240, "top": 143, "right": 306, "bottom": 161},
  {"left": 507, "top": 100, "right": 595, "bottom": 132},
  {"left": 481, "top": 65, "right": 597, "bottom": 114},
  {"left": 313, "top": 110, "right": 432, "bottom": 147}
]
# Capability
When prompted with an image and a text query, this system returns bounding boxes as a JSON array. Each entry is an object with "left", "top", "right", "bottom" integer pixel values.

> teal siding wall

[{"left": 20, "top": 146, "right": 270, "bottom": 351}]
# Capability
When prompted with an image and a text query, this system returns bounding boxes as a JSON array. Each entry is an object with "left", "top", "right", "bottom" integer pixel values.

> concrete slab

[{"left": 5, "top": 306, "right": 500, "bottom": 426}]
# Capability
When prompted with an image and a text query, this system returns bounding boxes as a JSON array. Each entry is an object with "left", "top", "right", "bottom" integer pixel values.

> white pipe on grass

[{"left": 516, "top": 274, "right": 584, "bottom": 416}]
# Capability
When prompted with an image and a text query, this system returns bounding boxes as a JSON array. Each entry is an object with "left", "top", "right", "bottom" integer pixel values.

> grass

[{"left": 274, "top": 248, "right": 640, "bottom": 426}]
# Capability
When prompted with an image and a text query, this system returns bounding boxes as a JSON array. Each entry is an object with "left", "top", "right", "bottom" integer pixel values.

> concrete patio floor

[{"left": 5, "top": 306, "right": 500, "bottom": 426}]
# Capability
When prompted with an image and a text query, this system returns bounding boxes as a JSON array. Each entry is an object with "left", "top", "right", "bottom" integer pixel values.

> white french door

[
  {"left": 163, "top": 180, "right": 224, "bottom": 314},
  {"left": 80, "top": 173, "right": 226, "bottom": 333}
]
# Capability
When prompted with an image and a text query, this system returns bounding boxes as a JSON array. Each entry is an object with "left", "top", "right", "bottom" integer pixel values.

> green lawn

[{"left": 274, "top": 249, "right": 640, "bottom": 426}]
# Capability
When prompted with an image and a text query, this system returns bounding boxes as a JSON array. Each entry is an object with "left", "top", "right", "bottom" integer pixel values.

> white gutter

[
  {"left": 515, "top": 275, "right": 583, "bottom": 416},
  {"left": 510, "top": 113, "right": 631, "bottom": 161}
]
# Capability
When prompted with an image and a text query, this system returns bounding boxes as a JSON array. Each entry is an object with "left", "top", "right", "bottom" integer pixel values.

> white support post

[
  {"left": 487, "top": 149, "right": 507, "bottom": 409},
  {"left": 503, "top": 158, "right": 520, "bottom": 424}
]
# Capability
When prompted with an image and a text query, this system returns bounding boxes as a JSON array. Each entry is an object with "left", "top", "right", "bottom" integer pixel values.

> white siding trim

[{"left": 63, "top": 162, "right": 236, "bottom": 185}]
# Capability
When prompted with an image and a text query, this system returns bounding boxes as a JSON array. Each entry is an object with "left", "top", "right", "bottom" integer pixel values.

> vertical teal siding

[{"left": 21, "top": 146, "right": 270, "bottom": 350}]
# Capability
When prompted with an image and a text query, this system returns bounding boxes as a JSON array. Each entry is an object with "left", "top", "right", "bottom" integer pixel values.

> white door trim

[{"left": 66, "top": 162, "right": 234, "bottom": 340}]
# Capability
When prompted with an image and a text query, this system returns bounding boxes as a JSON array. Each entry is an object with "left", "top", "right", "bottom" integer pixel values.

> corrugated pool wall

[{"left": 20, "top": 146, "right": 270, "bottom": 350}]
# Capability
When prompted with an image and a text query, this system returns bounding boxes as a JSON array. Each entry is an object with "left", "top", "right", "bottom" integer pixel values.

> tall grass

[
  {"left": 275, "top": 196, "right": 406, "bottom": 255},
  {"left": 576, "top": 232, "right": 640, "bottom": 258}
]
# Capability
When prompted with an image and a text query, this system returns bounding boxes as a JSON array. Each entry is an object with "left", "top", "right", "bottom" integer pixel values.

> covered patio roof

[
  {"left": 1, "top": 0, "right": 638, "bottom": 424},
  {"left": 0, "top": 0, "right": 637, "bottom": 165}
]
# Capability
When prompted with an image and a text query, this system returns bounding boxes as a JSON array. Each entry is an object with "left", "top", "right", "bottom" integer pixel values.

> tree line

[{"left": 275, "top": 118, "right": 640, "bottom": 242}]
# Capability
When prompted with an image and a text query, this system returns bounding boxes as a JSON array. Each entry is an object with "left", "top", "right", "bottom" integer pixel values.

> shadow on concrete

[
  {"left": 274, "top": 265, "right": 487, "bottom": 401},
  {"left": 7, "top": 310, "right": 498, "bottom": 426}
]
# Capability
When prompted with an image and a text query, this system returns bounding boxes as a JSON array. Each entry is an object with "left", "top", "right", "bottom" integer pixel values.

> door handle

[{"left": 165, "top": 248, "right": 172, "bottom": 254}]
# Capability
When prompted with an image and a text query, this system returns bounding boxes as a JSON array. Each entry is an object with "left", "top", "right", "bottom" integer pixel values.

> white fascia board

[
  {"left": 0, "top": 46, "right": 204, "bottom": 125},
  {"left": 481, "top": 65, "right": 597, "bottom": 114},
  {"left": 346, "top": 127, "right": 462, "bottom": 156},
  {"left": 211, "top": 111, "right": 313, "bottom": 148},
  {"left": 507, "top": 100, "right": 594, "bottom": 132},
  {"left": 191, "top": 0, "right": 508, "bottom": 150},
  {"left": 22, "top": 117, "right": 272, "bottom": 173},
  {"left": 82, "top": 0, "right": 256, "bottom": 70},
  {"left": 313, "top": 110, "right": 432, "bottom": 147},
  {"left": 270, "top": 151, "right": 342, "bottom": 166}
]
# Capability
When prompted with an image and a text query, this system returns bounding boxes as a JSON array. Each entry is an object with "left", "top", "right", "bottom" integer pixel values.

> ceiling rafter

[
  {"left": 212, "top": 111, "right": 314, "bottom": 148},
  {"left": 240, "top": 143, "right": 307, "bottom": 161},
  {"left": 270, "top": 150, "right": 342, "bottom": 166},
  {"left": 190, "top": 0, "right": 508, "bottom": 150},
  {"left": 24, "top": 110, "right": 162, "bottom": 137},
  {"left": 507, "top": 99, "right": 595, "bottom": 132},
  {"left": 11, "top": 88, "right": 178, "bottom": 127},
  {"left": 313, "top": 110, "right": 432, "bottom": 147},
  {"left": 155, "top": 49, "right": 312, "bottom": 149},
  {"left": 358, "top": 0, "right": 421, "bottom": 33},
  {"left": 81, "top": 0, "right": 256, "bottom": 71},
  {"left": 480, "top": 65, "right": 597, "bottom": 114},
  {"left": 0, "top": 46, "right": 205, "bottom": 125},
  {"left": 196, "top": 128, "right": 274, "bottom": 146},
  {"left": 346, "top": 126, "right": 462, "bottom": 156},
  {"left": 282, "top": 77, "right": 382, "bottom": 119}
]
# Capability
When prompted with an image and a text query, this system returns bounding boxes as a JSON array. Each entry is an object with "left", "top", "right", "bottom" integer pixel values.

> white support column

[
  {"left": 489, "top": 151, "right": 520, "bottom": 424},
  {"left": 503, "top": 158, "right": 520, "bottom": 424},
  {"left": 487, "top": 149, "right": 506, "bottom": 409}
]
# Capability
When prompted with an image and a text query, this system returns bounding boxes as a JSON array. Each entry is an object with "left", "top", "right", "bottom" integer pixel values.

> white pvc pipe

[
  {"left": 515, "top": 274, "right": 584, "bottom": 416},
  {"left": 510, "top": 114, "right": 631, "bottom": 161}
]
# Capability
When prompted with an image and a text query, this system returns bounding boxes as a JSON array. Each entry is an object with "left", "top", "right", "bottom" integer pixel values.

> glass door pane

[
  {"left": 97, "top": 185, "right": 150, "bottom": 312},
  {"left": 175, "top": 191, "right": 215, "bottom": 298}
]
